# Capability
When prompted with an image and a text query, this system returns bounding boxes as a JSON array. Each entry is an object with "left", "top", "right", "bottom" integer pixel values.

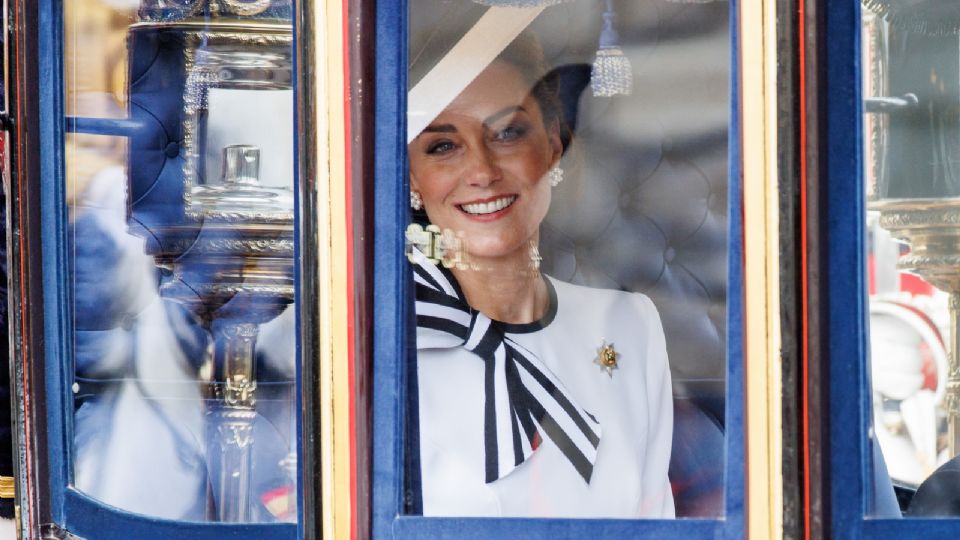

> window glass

[
  {"left": 404, "top": 0, "right": 729, "bottom": 519},
  {"left": 863, "top": 0, "right": 960, "bottom": 517},
  {"left": 64, "top": 0, "right": 297, "bottom": 523}
]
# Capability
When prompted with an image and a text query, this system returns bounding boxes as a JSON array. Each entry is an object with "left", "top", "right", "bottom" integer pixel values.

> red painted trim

[
  {"left": 342, "top": 0, "right": 358, "bottom": 537},
  {"left": 797, "top": 0, "right": 811, "bottom": 536}
]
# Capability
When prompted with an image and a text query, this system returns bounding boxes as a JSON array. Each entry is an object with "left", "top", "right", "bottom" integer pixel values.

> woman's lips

[{"left": 457, "top": 195, "right": 517, "bottom": 218}]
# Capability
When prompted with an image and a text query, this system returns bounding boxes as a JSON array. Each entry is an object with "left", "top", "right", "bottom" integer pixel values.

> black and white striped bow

[{"left": 412, "top": 249, "right": 602, "bottom": 484}]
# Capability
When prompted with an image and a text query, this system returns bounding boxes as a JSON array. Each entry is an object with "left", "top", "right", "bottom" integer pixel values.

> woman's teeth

[{"left": 460, "top": 196, "right": 516, "bottom": 215}]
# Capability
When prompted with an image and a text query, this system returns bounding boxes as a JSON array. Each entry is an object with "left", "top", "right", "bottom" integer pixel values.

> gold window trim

[
  {"left": 311, "top": 0, "right": 353, "bottom": 537},
  {"left": 740, "top": 0, "right": 785, "bottom": 537}
]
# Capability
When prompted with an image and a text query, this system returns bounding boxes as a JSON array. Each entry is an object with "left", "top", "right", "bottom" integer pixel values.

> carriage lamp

[{"left": 864, "top": 0, "right": 960, "bottom": 458}]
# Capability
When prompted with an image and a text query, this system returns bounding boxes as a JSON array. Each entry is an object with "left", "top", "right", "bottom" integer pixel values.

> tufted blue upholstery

[
  {"left": 537, "top": 2, "right": 730, "bottom": 518},
  {"left": 540, "top": 122, "right": 728, "bottom": 517},
  {"left": 126, "top": 26, "right": 193, "bottom": 257},
  {"left": 542, "top": 131, "right": 728, "bottom": 420},
  {"left": 541, "top": 120, "right": 728, "bottom": 420}
]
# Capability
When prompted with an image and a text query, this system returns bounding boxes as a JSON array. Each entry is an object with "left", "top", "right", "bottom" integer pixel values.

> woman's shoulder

[
  {"left": 543, "top": 275, "right": 670, "bottom": 406},
  {"left": 546, "top": 275, "right": 661, "bottom": 321},
  {"left": 545, "top": 276, "right": 667, "bottom": 368}
]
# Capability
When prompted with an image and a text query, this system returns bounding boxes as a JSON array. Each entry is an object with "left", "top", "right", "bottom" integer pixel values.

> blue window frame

[
  {"left": 825, "top": 0, "right": 960, "bottom": 536},
  {"left": 28, "top": 0, "right": 301, "bottom": 537},
  {"left": 371, "top": 1, "right": 745, "bottom": 537}
]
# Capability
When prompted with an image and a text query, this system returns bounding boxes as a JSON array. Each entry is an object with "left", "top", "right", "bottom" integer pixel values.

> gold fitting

[
  {"left": 224, "top": 374, "right": 257, "bottom": 407},
  {"left": 405, "top": 224, "right": 466, "bottom": 269},
  {"left": 0, "top": 476, "right": 14, "bottom": 499}
]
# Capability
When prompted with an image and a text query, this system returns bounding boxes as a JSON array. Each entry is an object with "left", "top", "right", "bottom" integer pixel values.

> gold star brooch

[{"left": 594, "top": 339, "right": 620, "bottom": 378}]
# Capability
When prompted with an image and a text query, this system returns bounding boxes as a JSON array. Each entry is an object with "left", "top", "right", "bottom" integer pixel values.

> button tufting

[
  {"left": 664, "top": 247, "right": 676, "bottom": 263},
  {"left": 165, "top": 141, "right": 180, "bottom": 158},
  {"left": 708, "top": 193, "right": 721, "bottom": 212}
]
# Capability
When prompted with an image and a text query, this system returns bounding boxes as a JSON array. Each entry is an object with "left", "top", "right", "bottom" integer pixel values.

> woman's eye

[
  {"left": 425, "top": 140, "right": 456, "bottom": 155},
  {"left": 492, "top": 124, "right": 528, "bottom": 142}
]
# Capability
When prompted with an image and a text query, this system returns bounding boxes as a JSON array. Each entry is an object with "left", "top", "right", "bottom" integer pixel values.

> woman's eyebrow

[
  {"left": 483, "top": 105, "right": 527, "bottom": 127},
  {"left": 421, "top": 123, "right": 457, "bottom": 134}
]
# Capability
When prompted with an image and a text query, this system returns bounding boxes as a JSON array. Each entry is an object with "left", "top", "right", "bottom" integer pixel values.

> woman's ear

[
  {"left": 548, "top": 119, "right": 563, "bottom": 165},
  {"left": 409, "top": 173, "right": 421, "bottom": 192}
]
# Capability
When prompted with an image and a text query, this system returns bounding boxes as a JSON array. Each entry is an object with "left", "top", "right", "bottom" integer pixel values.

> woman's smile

[{"left": 457, "top": 194, "right": 518, "bottom": 219}]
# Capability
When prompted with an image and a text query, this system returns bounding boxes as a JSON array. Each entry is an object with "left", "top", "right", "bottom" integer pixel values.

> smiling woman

[
  {"left": 405, "top": 25, "right": 675, "bottom": 519},
  {"left": 408, "top": 57, "right": 561, "bottom": 322}
]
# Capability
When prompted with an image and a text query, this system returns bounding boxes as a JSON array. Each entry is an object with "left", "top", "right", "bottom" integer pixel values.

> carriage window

[
  {"left": 404, "top": 1, "right": 729, "bottom": 519},
  {"left": 862, "top": 0, "right": 960, "bottom": 517},
  {"left": 64, "top": 0, "right": 297, "bottom": 523}
]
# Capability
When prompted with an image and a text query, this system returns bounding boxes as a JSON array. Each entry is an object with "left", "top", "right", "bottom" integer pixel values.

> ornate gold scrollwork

[{"left": 224, "top": 374, "right": 258, "bottom": 407}]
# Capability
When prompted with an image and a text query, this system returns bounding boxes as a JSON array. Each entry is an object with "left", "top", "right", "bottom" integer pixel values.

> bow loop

[{"left": 411, "top": 248, "right": 601, "bottom": 483}]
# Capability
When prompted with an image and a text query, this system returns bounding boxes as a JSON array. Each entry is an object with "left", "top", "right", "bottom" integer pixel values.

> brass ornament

[
  {"left": 873, "top": 197, "right": 960, "bottom": 458},
  {"left": 594, "top": 339, "right": 620, "bottom": 378},
  {"left": 220, "top": 0, "right": 272, "bottom": 17},
  {"left": 0, "top": 476, "right": 13, "bottom": 499}
]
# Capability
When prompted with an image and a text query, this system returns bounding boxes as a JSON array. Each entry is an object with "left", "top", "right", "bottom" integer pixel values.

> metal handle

[{"left": 864, "top": 93, "right": 919, "bottom": 114}]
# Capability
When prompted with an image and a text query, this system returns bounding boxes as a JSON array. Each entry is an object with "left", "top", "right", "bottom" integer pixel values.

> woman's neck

[{"left": 452, "top": 250, "right": 548, "bottom": 324}]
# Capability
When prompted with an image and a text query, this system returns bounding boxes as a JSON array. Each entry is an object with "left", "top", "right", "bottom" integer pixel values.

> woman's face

[{"left": 409, "top": 60, "right": 563, "bottom": 263}]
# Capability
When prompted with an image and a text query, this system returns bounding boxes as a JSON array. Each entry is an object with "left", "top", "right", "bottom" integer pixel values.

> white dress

[{"left": 416, "top": 276, "right": 675, "bottom": 518}]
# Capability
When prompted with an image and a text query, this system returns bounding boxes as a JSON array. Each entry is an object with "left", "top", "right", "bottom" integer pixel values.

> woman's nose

[{"left": 462, "top": 145, "right": 500, "bottom": 187}]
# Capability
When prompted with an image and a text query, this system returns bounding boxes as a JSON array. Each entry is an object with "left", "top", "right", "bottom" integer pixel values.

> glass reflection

[
  {"left": 65, "top": 0, "right": 297, "bottom": 523},
  {"left": 864, "top": 0, "right": 960, "bottom": 518},
  {"left": 405, "top": 1, "right": 729, "bottom": 519}
]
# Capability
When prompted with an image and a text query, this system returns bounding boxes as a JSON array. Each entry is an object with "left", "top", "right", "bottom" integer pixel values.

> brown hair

[{"left": 495, "top": 32, "right": 563, "bottom": 129}]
